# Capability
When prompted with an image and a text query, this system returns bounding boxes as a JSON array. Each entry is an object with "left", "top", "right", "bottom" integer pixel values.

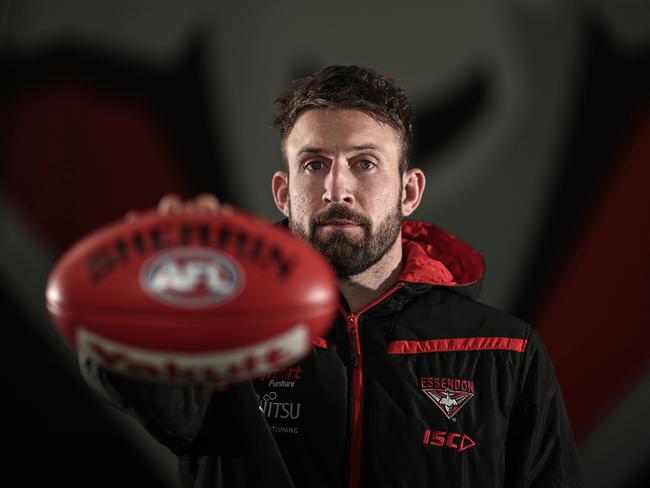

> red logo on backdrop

[
  {"left": 420, "top": 376, "right": 475, "bottom": 419},
  {"left": 140, "top": 247, "right": 243, "bottom": 308},
  {"left": 422, "top": 429, "right": 476, "bottom": 452}
]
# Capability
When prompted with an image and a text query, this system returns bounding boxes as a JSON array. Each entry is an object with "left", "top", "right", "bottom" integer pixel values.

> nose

[{"left": 322, "top": 160, "right": 354, "bottom": 205}]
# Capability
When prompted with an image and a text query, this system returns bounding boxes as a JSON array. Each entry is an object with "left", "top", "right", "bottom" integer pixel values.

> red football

[{"left": 45, "top": 208, "right": 338, "bottom": 384}]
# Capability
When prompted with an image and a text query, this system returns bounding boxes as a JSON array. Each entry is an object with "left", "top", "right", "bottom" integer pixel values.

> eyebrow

[{"left": 298, "top": 144, "right": 380, "bottom": 155}]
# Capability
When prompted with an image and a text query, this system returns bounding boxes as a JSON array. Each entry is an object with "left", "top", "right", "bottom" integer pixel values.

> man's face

[{"left": 279, "top": 109, "right": 405, "bottom": 278}]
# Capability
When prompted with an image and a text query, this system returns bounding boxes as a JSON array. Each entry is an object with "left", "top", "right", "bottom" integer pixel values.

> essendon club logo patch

[{"left": 420, "top": 376, "right": 475, "bottom": 419}]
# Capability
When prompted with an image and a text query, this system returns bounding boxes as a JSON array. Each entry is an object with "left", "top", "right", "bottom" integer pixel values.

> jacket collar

[{"left": 399, "top": 220, "right": 485, "bottom": 298}]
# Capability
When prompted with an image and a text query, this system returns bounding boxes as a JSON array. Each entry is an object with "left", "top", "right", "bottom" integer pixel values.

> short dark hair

[{"left": 272, "top": 65, "right": 414, "bottom": 171}]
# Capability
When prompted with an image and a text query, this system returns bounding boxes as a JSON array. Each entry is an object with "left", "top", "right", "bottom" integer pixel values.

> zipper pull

[{"left": 347, "top": 315, "right": 359, "bottom": 367}]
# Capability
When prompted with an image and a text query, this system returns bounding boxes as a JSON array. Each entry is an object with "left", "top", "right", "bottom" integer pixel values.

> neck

[{"left": 338, "top": 233, "right": 403, "bottom": 313}]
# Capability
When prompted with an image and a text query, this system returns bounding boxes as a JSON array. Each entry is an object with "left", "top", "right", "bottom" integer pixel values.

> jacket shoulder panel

[{"left": 392, "top": 286, "right": 531, "bottom": 342}]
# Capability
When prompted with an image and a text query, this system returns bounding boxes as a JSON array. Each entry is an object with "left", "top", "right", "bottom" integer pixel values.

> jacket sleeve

[
  {"left": 504, "top": 328, "right": 585, "bottom": 488},
  {"left": 79, "top": 352, "right": 297, "bottom": 488},
  {"left": 78, "top": 351, "right": 214, "bottom": 456}
]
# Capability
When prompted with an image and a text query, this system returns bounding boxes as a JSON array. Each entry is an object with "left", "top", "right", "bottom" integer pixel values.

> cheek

[
  {"left": 288, "top": 184, "right": 318, "bottom": 220},
  {"left": 365, "top": 187, "right": 402, "bottom": 227},
  {"left": 291, "top": 175, "right": 324, "bottom": 203},
  {"left": 363, "top": 179, "right": 402, "bottom": 209}
]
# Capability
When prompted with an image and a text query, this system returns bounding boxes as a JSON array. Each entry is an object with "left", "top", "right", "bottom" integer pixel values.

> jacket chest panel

[
  {"left": 359, "top": 348, "right": 520, "bottom": 487},
  {"left": 253, "top": 347, "right": 348, "bottom": 434},
  {"left": 253, "top": 347, "right": 349, "bottom": 486}
]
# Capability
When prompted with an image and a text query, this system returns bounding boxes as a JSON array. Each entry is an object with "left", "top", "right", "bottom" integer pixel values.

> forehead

[{"left": 283, "top": 109, "right": 402, "bottom": 161}]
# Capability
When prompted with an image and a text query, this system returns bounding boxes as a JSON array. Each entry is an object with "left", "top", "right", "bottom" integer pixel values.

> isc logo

[
  {"left": 140, "top": 247, "right": 243, "bottom": 308},
  {"left": 422, "top": 429, "right": 476, "bottom": 452}
]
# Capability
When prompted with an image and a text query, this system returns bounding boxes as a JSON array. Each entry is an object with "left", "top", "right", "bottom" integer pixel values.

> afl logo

[{"left": 140, "top": 247, "right": 243, "bottom": 308}]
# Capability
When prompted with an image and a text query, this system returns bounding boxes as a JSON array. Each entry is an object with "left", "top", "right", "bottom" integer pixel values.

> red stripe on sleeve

[{"left": 388, "top": 337, "right": 528, "bottom": 354}]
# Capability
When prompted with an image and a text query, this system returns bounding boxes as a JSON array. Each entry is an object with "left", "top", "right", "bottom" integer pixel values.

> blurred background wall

[{"left": 1, "top": 0, "right": 648, "bottom": 486}]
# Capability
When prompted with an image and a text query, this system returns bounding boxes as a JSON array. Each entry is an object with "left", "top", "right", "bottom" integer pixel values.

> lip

[
  {"left": 318, "top": 219, "right": 362, "bottom": 229},
  {"left": 321, "top": 219, "right": 358, "bottom": 226}
]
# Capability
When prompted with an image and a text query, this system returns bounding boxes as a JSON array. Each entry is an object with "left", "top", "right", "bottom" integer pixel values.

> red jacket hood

[{"left": 399, "top": 220, "right": 485, "bottom": 297}]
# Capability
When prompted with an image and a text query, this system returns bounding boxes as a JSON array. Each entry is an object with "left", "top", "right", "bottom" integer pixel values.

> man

[{"left": 81, "top": 65, "right": 585, "bottom": 487}]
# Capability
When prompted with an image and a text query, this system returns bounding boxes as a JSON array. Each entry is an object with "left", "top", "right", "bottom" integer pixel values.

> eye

[
  {"left": 357, "top": 159, "right": 376, "bottom": 170},
  {"left": 305, "top": 160, "right": 324, "bottom": 172}
]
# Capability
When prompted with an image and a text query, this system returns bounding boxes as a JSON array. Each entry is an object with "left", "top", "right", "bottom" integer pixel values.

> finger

[
  {"left": 158, "top": 193, "right": 184, "bottom": 214},
  {"left": 124, "top": 210, "right": 139, "bottom": 222},
  {"left": 194, "top": 193, "right": 221, "bottom": 213}
]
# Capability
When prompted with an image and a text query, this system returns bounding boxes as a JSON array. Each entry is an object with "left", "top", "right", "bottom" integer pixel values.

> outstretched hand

[
  {"left": 125, "top": 193, "right": 232, "bottom": 221},
  {"left": 157, "top": 193, "right": 231, "bottom": 214}
]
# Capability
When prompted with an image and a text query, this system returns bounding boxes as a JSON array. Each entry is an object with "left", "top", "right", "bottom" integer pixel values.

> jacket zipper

[{"left": 344, "top": 282, "right": 405, "bottom": 488}]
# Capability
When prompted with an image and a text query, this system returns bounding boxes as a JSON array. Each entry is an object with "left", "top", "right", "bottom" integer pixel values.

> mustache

[{"left": 311, "top": 205, "right": 370, "bottom": 228}]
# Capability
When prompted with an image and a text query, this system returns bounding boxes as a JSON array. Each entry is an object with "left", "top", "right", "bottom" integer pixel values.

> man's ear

[
  {"left": 272, "top": 171, "right": 290, "bottom": 217},
  {"left": 401, "top": 168, "right": 426, "bottom": 217}
]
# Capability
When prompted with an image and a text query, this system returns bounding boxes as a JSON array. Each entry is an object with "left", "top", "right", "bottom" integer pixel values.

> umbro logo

[{"left": 420, "top": 376, "right": 475, "bottom": 419}]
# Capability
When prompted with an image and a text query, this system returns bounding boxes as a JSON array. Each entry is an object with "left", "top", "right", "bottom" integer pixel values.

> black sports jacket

[{"left": 81, "top": 221, "right": 585, "bottom": 488}]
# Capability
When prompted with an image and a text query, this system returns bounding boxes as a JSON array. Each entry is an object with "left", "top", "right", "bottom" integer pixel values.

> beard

[{"left": 288, "top": 199, "right": 403, "bottom": 279}]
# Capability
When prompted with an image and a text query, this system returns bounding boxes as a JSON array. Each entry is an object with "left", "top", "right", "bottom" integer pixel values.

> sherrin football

[{"left": 45, "top": 208, "right": 338, "bottom": 384}]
